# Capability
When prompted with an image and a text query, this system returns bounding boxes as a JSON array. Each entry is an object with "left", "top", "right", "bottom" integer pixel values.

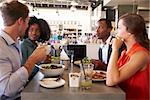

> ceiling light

[
  {"left": 70, "top": 5, "right": 77, "bottom": 12},
  {"left": 71, "top": 0, "right": 78, "bottom": 6},
  {"left": 18, "top": 0, "right": 26, "bottom": 4}
]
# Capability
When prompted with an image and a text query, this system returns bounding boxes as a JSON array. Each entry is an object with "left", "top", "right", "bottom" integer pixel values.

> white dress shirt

[
  {"left": 100, "top": 36, "right": 112, "bottom": 64},
  {"left": 0, "top": 30, "right": 28, "bottom": 99}
]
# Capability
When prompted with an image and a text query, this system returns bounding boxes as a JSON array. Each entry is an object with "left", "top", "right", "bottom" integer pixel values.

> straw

[{"left": 80, "top": 61, "right": 87, "bottom": 80}]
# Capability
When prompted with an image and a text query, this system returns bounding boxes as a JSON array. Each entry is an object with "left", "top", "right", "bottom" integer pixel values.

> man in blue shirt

[{"left": 0, "top": 1, "right": 47, "bottom": 99}]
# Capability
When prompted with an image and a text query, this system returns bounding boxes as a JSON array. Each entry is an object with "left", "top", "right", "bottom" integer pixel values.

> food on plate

[
  {"left": 42, "top": 64, "right": 62, "bottom": 69},
  {"left": 51, "top": 56, "right": 60, "bottom": 64},
  {"left": 92, "top": 71, "right": 106, "bottom": 79},
  {"left": 51, "top": 56, "right": 60, "bottom": 60},
  {"left": 39, "top": 64, "right": 65, "bottom": 77},
  {"left": 82, "top": 57, "right": 91, "bottom": 64}
]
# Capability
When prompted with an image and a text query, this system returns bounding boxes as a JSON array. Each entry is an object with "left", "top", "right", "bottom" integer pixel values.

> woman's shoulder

[
  {"left": 129, "top": 47, "right": 149, "bottom": 66},
  {"left": 128, "top": 43, "right": 149, "bottom": 56}
]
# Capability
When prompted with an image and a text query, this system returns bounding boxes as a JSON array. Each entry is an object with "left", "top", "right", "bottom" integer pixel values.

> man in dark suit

[{"left": 91, "top": 18, "right": 125, "bottom": 71}]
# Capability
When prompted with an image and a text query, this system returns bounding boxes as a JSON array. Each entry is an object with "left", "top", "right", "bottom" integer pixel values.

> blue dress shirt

[{"left": 0, "top": 30, "right": 28, "bottom": 99}]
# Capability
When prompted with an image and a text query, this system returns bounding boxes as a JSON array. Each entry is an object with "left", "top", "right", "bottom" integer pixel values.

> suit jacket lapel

[
  {"left": 98, "top": 47, "right": 102, "bottom": 61},
  {"left": 107, "top": 44, "right": 112, "bottom": 64}
]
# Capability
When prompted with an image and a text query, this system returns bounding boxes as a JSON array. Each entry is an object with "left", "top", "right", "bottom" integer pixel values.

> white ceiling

[
  {"left": 23, "top": 0, "right": 149, "bottom": 10},
  {"left": 104, "top": 0, "right": 149, "bottom": 8},
  {"left": 0, "top": 0, "right": 91, "bottom": 5},
  {"left": 0, "top": 0, "right": 149, "bottom": 9},
  {"left": 25, "top": 0, "right": 90, "bottom": 6}
]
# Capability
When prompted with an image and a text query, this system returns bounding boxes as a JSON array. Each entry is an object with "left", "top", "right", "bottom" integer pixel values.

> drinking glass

[{"left": 80, "top": 63, "right": 94, "bottom": 89}]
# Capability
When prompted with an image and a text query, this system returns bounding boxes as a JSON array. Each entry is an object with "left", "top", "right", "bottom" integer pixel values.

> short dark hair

[
  {"left": 98, "top": 18, "right": 113, "bottom": 29},
  {"left": 0, "top": 1, "right": 29, "bottom": 26}
]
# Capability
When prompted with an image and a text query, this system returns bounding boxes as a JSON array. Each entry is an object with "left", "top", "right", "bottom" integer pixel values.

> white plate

[
  {"left": 92, "top": 70, "right": 106, "bottom": 81},
  {"left": 39, "top": 78, "right": 65, "bottom": 88}
]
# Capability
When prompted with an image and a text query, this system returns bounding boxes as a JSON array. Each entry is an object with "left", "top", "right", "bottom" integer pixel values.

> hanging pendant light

[{"left": 70, "top": 0, "right": 78, "bottom": 12}]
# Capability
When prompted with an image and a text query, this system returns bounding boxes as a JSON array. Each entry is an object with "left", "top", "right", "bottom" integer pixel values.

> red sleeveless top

[{"left": 117, "top": 43, "right": 149, "bottom": 100}]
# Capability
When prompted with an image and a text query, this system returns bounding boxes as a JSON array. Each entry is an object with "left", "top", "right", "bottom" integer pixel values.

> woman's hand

[{"left": 112, "top": 35, "right": 124, "bottom": 51}]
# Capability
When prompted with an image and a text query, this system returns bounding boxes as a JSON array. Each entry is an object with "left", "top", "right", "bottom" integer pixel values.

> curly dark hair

[
  {"left": 23, "top": 16, "right": 40, "bottom": 39},
  {"left": 38, "top": 19, "right": 51, "bottom": 42},
  {"left": 23, "top": 16, "right": 51, "bottom": 43}
]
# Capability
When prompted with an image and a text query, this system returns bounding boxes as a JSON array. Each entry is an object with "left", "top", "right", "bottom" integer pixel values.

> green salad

[
  {"left": 42, "top": 64, "right": 62, "bottom": 69},
  {"left": 82, "top": 57, "right": 91, "bottom": 64}
]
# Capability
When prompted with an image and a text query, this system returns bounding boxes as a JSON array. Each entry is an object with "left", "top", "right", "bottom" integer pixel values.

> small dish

[{"left": 39, "top": 78, "right": 65, "bottom": 88}]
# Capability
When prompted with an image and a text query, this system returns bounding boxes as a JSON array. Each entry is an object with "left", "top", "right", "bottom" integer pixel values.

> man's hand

[
  {"left": 91, "top": 59, "right": 106, "bottom": 70},
  {"left": 24, "top": 45, "right": 48, "bottom": 75}
]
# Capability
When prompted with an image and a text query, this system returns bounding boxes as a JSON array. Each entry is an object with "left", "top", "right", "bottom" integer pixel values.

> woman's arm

[{"left": 106, "top": 39, "right": 148, "bottom": 86}]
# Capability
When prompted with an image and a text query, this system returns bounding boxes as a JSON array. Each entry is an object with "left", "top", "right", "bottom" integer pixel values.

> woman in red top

[{"left": 106, "top": 13, "right": 149, "bottom": 100}]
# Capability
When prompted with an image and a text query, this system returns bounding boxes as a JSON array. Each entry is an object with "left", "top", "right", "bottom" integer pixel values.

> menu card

[{"left": 69, "top": 73, "right": 80, "bottom": 87}]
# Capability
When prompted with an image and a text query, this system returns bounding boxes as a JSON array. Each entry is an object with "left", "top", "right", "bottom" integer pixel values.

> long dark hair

[{"left": 119, "top": 13, "right": 149, "bottom": 50}]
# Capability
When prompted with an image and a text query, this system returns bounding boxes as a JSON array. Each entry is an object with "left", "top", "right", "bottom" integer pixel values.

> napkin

[
  {"left": 60, "top": 49, "right": 70, "bottom": 60},
  {"left": 69, "top": 73, "right": 81, "bottom": 87}
]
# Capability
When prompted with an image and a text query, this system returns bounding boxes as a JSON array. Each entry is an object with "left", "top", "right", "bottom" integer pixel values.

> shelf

[{"left": 63, "top": 28, "right": 82, "bottom": 37}]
